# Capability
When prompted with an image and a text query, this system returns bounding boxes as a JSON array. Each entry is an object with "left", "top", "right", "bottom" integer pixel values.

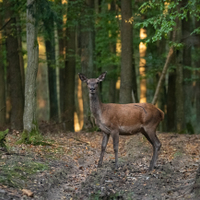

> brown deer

[{"left": 78, "top": 72, "right": 164, "bottom": 171}]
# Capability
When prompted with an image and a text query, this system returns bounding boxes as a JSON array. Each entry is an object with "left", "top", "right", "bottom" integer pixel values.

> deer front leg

[
  {"left": 98, "top": 133, "right": 110, "bottom": 167},
  {"left": 111, "top": 130, "right": 119, "bottom": 170}
]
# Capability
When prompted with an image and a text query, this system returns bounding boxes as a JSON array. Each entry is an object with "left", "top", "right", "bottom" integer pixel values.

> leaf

[{"left": 22, "top": 189, "right": 34, "bottom": 197}]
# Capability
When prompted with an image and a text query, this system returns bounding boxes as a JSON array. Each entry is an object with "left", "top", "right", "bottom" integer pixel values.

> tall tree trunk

[
  {"left": 64, "top": 25, "right": 75, "bottom": 131},
  {"left": 119, "top": 0, "right": 133, "bottom": 103},
  {"left": 176, "top": 50, "right": 185, "bottom": 132},
  {"left": 108, "top": 0, "right": 117, "bottom": 103},
  {"left": 195, "top": 19, "right": 200, "bottom": 133},
  {"left": 175, "top": 7, "right": 185, "bottom": 133},
  {"left": 4, "top": 0, "right": 24, "bottom": 130},
  {"left": 56, "top": 0, "right": 65, "bottom": 121},
  {"left": 16, "top": 15, "right": 25, "bottom": 94},
  {"left": 44, "top": 17, "right": 58, "bottom": 121},
  {"left": 80, "top": 0, "right": 94, "bottom": 129},
  {"left": 0, "top": 5, "right": 6, "bottom": 127},
  {"left": 182, "top": 0, "right": 192, "bottom": 131},
  {"left": 23, "top": 0, "right": 39, "bottom": 133},
  {"left": 167, "top": 67, "right": 176, "bottom": 132}
]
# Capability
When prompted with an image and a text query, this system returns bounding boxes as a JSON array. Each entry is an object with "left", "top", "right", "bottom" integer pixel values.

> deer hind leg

[
  {"left": 98, "top": 133, "right": 110, "bottom": 167},
  {"left": 142, "top": 128, "right": 161, "bottom": 171},
  {"left": 111, "top": 130, "right": 119, "bottom": 169}
]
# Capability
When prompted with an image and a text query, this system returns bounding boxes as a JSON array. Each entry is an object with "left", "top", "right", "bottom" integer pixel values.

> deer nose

[{"left": 90, "top": 88, "right": 95, "bottom": 92}]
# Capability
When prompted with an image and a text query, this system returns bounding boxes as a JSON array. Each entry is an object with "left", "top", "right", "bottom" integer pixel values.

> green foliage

[
  {"left": 17, "top": 122, "right": 50, "bottom": 146},
  {"left": 0, "top": 129, "right": 9, "bottom": 148},
  {"left": 135, "top": 0, "right": 200, "bottom": 43}
]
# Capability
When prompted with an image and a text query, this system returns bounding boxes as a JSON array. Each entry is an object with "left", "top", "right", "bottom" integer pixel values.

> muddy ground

[{"left": 0, "top": 131, "right": 200, "bottom": 199}]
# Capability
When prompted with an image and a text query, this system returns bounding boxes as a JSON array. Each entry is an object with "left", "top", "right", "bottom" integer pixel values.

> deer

[{"left": 78, "top": 72, "right": 164, "bottom": 171}]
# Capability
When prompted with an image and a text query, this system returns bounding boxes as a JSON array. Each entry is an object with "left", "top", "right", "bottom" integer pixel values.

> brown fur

[{"left": 79, "top": 72, "right": 164, "bottom": 171}]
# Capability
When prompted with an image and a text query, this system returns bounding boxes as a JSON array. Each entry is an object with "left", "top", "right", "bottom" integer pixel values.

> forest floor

[{"left": 0, "top": 127, "right": 200, "bottom": 200}]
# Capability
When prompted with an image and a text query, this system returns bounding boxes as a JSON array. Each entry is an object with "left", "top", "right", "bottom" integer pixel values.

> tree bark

[
  {"left": 119, "top": 0, "right": 133, "bottom": 103},
  {"left": 176, "top": 51, "right": 185, "bottom": 132},
  {"left": 167, "top": 67, "right": 176, "bottom": 132},
  {"left": 80, "top": 0, "right": 94, "bottom": 129},
  {"left": 182, "top": 0, "right": 192, "bottom": 130},
  {"left": 16, "top": 15, "right": 25, "bottom": 94},
  {"left": 64, "top": 25, "right": 75, "bottom": 131},
  {"left": 175, "top": 7, "right": 185, "bottom": 133},
  {"left": 195, "top": 19, "right": 200, "bottom": 133},
  {"left": 44, "top": 16, "right": 58, "bottom": 121},
  {"left": 4, "top": 0, "right": 24, "bottom": 130},
  {"left": 108, "top": 0, "right": 117, "bottom": 103},
  {"left": 23, "top": 0, "right": 39, "bottom": 133},
  {"left": 0, "top": 5, "right": 6, "bottom": 126},
  {"left": 56, "top": 0, "right": 65, "bottom": 121}
]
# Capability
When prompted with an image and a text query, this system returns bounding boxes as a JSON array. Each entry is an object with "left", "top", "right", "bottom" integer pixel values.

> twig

[{"left": 69, "top": 137, "right": 90, "bottom": 145}]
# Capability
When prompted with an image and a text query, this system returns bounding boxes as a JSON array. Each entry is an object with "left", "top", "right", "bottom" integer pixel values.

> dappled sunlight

[{"left": 139, "top": 28, "right": 147, "bottom": 103}]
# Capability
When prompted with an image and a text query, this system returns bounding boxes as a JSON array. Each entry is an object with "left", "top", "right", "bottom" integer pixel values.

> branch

[
  {"left": 0, "top": 18, "right": 12, "bottom": 31},
  {"left": 152, "top": 30, "right": 176, "bottom": 105}
]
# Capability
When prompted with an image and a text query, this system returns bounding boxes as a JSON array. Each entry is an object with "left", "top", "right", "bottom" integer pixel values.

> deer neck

[{"left": 89, "top": 92, "right": 102, "bottom": 122}]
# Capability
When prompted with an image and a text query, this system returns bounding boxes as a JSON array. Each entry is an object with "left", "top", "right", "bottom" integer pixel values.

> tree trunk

[
  {"left": 0, "top": 5, "right": 6, "bottom": 127},
  {"left": 182, "top": 0, "right": 193, "bottom": 131},
  {"left": 119, "top": 0, "right": 133, "bottom": 103},
  {"left": 195, "top": 19, "right": 200, "bottom": 133},
  {"left": 176, "top": 51, "right": 185, "bottom": 132},
  {"left": 44, "top": 17, "right": 58, "bottom": 121},
  {"left": 56, "top": 0, "right": 65, "bottom": 121},
  {"left": 64, "top": 25, "right": 75, "bottom": 131},
  {"left": 4, "top": 0, "right": 24, "bottom": 130},
  {"left": 16, "top": 15, "right": 25, "bottom": 94},
  {"left": 167, "top": 66, "right": 176, "bottom": 132},
  {"left": 23, "top": 0, "right": 39, "bottom": 133},
  {"left": 80, "top": 0, "right": 94, "bottom": 129},
  {"left": 175, "top": 8, "right": 185, "bottom": 133},
  {"left": 108, "top": 0, "right": 117, "bottom": 103}
]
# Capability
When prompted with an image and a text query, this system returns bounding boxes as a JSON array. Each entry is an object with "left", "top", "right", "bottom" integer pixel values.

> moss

[
  {"left": 186, "top": 122, "right": 195, "bottom": 135},
  {"left": 0, "top": 159, "right": 48, "bottom": 188},
  {"left": 17, "top": 121, "right": 50, "bottom": 146}
]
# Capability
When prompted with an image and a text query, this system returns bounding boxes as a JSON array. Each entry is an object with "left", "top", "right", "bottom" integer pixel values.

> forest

[{"left": 1, "top": 0, "right": 200, "bottom": 199}]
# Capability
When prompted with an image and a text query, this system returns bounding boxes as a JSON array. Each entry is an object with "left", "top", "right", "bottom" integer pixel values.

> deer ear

[
  {"left": 78, "top": 73, "right": 88, "bottom": 83},
  {"left": 97, "top": 71, "right": 107, "bottom": 82}
]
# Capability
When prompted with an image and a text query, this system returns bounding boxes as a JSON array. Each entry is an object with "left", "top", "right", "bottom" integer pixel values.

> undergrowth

[{"left": 0, "top": 157, "right": 48, "bottom": 188}]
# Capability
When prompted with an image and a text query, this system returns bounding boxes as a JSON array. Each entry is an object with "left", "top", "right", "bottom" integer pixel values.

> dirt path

[{"left": 0, "top": 131, "right": 199, "bottom": 199}]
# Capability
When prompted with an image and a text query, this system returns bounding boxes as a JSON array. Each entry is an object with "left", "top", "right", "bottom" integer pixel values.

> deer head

[{"left": 78, "top": 72, "right": 107, "bottom": 94}]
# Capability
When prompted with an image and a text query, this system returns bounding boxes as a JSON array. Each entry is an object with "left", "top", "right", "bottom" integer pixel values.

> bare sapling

[{"left": 78, "top": 72, "right": 164, "bottom": 171}]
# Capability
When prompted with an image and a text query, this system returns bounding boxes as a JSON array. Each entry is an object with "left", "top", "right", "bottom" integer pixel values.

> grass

[{"left": 0, "top": 157, "right": 48, "bottom": 188}]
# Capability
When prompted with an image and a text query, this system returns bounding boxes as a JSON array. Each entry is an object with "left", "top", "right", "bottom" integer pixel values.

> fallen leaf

[{"left": 22, "top": 189, "right": 34, "bottom": 197}]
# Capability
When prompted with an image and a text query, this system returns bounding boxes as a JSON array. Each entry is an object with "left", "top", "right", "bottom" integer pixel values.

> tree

[
  {"left": 56, "top": 0, "right": 65, "bottom": 120},
  {"left": 80, "top": 0, "right": 95, "bottom": 129},
  {"left": 63, "top": 0, "right": 76, "bottom": 131},
  {"left": 119, "top": 0, "right": 134, "bottom": 104},
  {"left": 43, "top": 12, "right": 58, "bottom": 121},
  {"left": 4, "top": 0, "right": 24, "bottom": 130},
  {"left": 0, "top": 3, "right": 6, "bottom": 127},
  {"left": 182, "top": 0, "right": 193, "bottom": 131},
  {"left": 23, "top": 0, "right": 39, "bottom": 134}
]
